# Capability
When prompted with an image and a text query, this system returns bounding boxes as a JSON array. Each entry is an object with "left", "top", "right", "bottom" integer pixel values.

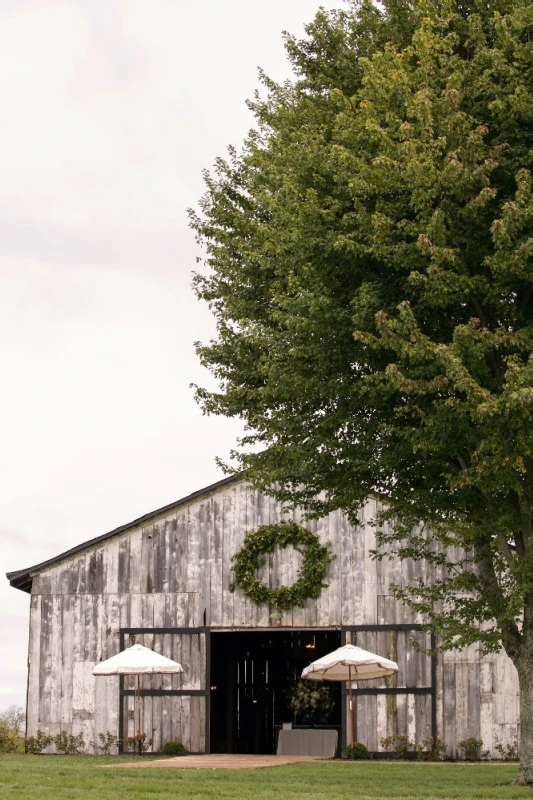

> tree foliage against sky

[{"left": 190, "top": 2, "right": 533, "bottom": 775}]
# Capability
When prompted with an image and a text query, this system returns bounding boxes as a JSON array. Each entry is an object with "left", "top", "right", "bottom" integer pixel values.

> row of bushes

[
  {"left": 0, "top": 704, "right": 517, "bottom": 761},
  {"left": 344, "top": 734, "right": 519, "bottom": 761},
  {"left": 345, "top": 735, "right": 447, "bottom": 761},
  {"left": 21, "top": 730, "right": 187, "bottom": 756},
  {"left": 0, "top": 706, "right": 190, "bottom": 757},
  {"left": 4, "top": 727, "right": 520, "bottom": 761}
]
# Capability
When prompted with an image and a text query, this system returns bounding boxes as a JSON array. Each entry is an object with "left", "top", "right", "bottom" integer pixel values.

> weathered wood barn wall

[{"left": 8, "top": 475, "right": 519, "bottom": 756}]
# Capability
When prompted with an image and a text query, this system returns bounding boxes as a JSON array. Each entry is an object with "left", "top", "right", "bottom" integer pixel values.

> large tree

[{"left": 190, "top": 0, "right": 533, "bottom": 782}]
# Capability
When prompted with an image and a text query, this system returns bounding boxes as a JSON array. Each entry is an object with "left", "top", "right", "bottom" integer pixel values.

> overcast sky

[{"left": 0, "top": 0, "right": 344, "bottom": 711}]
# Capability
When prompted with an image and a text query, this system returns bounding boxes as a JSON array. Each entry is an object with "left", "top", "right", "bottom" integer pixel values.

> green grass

[{"left": 0, "top": 755, "right": 531, "bottom": 800}]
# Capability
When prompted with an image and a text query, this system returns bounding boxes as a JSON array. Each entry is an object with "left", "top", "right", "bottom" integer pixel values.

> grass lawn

[{"left": 0, "top": 755, "right": 531, "bottom": 800}]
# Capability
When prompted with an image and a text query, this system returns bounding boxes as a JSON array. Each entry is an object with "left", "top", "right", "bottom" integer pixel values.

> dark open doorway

[{"left": 209, "top": 630, "right": 341, "bottom": 754}]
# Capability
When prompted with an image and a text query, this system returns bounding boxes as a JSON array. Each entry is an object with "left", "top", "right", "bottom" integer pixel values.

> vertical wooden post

[
  {"left": 430, "top": 631, "right": 438, "bottom": 743},
  {"left": 205, "top": 631, "right": 211, "bottom": 754},
  {"left": 137, "top": 674, "right": 142, "bottom": 755},
  {"left": 118, "top": 632, "right": 125, "bottom": 754},
  {"left": 348, "top": 664, "right": 354, "bottom": 747}
]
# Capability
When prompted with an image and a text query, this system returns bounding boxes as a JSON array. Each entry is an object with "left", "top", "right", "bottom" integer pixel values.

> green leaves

[
  {"left": 191, "top": 1, "right": 533, "bottom": 661},
  {"left": 288, "top": 679, "right": 335, "bottom": 725},
  {"left": 230, "top": 522, "right": 334, "bottom": 611}
]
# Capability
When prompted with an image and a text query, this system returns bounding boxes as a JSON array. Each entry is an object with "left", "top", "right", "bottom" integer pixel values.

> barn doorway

[{"left": 209, "top": 630, "right": 341, "bottom": 754}]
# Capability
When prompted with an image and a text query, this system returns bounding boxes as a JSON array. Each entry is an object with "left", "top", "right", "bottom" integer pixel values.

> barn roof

[{"left": 6, "top": 473, "right": 240, "bottom": 594}]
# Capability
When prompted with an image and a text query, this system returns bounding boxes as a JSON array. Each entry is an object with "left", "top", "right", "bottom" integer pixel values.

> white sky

[{"left": 0, "top": 0, "right": 344, "bottom": 711}]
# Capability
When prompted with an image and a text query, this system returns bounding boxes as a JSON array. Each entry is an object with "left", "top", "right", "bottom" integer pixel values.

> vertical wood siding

[{"left": 26, "top": 479, "right": 519, "bottom": 756}]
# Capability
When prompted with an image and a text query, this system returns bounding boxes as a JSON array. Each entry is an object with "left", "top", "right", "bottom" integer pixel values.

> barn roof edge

[{"left": 6, "top": 473, "right": 242, "bottom": 593}]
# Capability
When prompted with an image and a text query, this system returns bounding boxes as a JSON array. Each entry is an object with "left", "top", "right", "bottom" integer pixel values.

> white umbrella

[
  {"left": 301, "top": 643, "right": 398, "bottom": 748},
  {"left": 93, "top": 641, "right": 184, "bottom": 753}
]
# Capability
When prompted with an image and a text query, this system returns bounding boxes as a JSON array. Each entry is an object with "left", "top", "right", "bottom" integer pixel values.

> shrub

[
  {"left": 97, "top": 731, "right": 120, "bottom": 754},
  {"left": 0, "top": 724, "right": 20, "bottom": 753},
  {"left": 344, "top": 741, "right": 369, "bottom": 760},
  {"left": 458, "top": 736, "right": 484, "bottom": 761},
  {"left": 0, "top": 705, "right": 25, "bottom": 735},
  {"left": 162, "top": 740, "right": 188, "bottom": 756},
  {"left": 288, "top": 680, "right": 335, "bottom": 725},
  {"left": 123, "top": 733, "right": 153, "bottom": 752},
  {"left": 380, "top": 733, "right": 416, "bottom": 758},
  {"left": 53, "top": 731, "right": 85, "bottom": 754},
  {"left": 495, "top": 741, "right": 519, "bottom": 761},
  {"left": 0, "top": 705, "right": 25, "bottom": 753},
  {"left": 416, "top": 736, "right": 447, "bottom": 761},
  {"left": 25, "top": 730, "right": 53, "bottom": 754}
]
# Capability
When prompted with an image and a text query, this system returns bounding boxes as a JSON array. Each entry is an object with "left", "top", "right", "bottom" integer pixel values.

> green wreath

[{"left": 230, "top": 521, "right": 334, "bottom": 611}]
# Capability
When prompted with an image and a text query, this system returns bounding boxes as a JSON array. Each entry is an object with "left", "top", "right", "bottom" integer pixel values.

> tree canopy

[{"left": 190, "top": 0, "right": 533, "bottom": 777}]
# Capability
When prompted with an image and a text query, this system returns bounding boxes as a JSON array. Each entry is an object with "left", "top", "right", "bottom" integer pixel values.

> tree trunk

[{"left": 516, "top": 646, "right": 533, "bottom": 784}]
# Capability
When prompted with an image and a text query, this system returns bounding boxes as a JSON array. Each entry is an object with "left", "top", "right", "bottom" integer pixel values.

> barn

[{"left": 7, "top": 474, "right": 519, "bottom": 757}]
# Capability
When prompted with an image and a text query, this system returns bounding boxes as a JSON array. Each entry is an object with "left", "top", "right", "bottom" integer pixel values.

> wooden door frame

[
  {"left": 117, "top": 627, "right": 210, "bottom": 754},
  {"left": 207, "top": 627, "right": 343, "bottom": 754},
  {"left": 117, "top": 625, "right": 436, "bottom": 755}
]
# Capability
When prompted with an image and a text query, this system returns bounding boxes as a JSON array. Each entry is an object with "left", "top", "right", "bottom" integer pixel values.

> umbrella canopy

[
  {"left": 301, "top": 643, "right": 398, "bottom": 749},
  {"left": 93, "top": 643, "right": 184, "bottom": 675},
  {"left": 93, "top": 641, "right": 183, "bottom": 753},
  {"left": 302, "top": 643, "right": 398, "bottom": 682}
]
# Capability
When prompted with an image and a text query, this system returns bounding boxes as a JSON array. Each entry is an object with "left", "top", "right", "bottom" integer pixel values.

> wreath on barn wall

[{"left": 229, "top": 521, "right": 334, "bottom": 611}]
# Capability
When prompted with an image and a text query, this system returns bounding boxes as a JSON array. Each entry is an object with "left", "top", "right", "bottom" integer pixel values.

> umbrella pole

[
  {"left": 137, "top": 674, "right": 142, "bottom": 756},
  {"left": 348, "top": 665, "right": 354, "bottom": 747}
]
